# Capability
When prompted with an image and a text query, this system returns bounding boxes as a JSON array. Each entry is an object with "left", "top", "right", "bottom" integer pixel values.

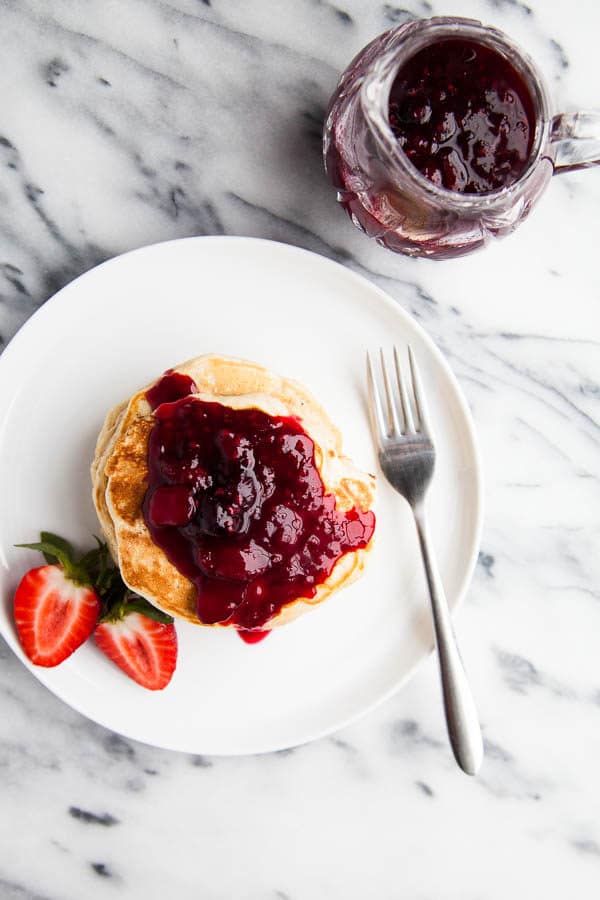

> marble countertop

[{"left": 1, "top": 1, "right": 599, "bottom": 897}]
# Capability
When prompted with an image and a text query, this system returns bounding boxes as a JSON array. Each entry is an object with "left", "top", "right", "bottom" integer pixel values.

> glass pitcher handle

[{"left": 551, "top": 111, "right": 600, "bottom": 174}]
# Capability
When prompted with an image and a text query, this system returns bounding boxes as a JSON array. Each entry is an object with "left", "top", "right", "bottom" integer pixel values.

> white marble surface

[{"left": 1, "top": 0, "right": 600, "bottom": 897}]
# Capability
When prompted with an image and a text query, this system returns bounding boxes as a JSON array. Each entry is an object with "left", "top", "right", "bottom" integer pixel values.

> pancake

[{"left": 92, "top": 355, "right": 376, "bottom": 629}]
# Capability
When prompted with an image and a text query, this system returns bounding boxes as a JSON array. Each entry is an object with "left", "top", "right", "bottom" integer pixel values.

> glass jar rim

[{"left": 360, "top": 16, "right": 552, "bottom": 208}]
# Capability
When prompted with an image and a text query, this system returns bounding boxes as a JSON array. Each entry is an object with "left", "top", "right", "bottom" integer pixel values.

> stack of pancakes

[{"left": 92, "top": 355, "right": 376, "bottom": 629}]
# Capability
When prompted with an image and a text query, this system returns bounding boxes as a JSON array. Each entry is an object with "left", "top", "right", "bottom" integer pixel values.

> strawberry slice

[
  {"left": 14, "top": 565, "right": 101, "bottom": 667},
  {"left": 94, "top": 612, "right": 177, "bottom": 690},
  {"left": 15, "top": 530, "right": 176, "bottom": 687}
]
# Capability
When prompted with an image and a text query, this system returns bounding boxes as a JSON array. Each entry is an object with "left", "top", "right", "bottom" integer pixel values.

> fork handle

[{"left": 413, "top": 506, "right": 484, "bottom": 776}]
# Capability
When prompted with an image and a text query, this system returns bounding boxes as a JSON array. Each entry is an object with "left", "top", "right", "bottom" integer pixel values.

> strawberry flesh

[
  {"left": 94, "top": 612, "right": 177, "bottom": 690},
  {"left": 14, "top": 565, "right": 101, "bottom": 667}
]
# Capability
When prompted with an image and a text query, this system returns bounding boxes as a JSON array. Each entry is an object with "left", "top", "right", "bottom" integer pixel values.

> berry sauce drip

[
  {"left": 388, "top": 39, "right": 535, "bottom": 193},
  {"left": 145, "top": 370, "right": 197, "bottom": 409},
  {"left": 238, "top": 629, "right": 270, "bottom": 644},
  {"left": 143, "top": 375, "right": 375, "bottom": 634}
]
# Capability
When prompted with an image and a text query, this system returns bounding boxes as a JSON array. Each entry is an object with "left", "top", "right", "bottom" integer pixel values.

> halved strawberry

[
  {"left": 13, "top": 565, "right": 101, "bottom": 667},
  {"left": 15, "top": 531, "right": 176, "bottom": 686},
  {"left": 94, "top": 612, "right": 177, "bottom": 690}
]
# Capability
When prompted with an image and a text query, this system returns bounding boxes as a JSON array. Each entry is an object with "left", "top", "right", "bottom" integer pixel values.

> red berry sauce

[
  {"left": 143, "top": 374, "right": 375, "bottom": 635},
  {"left": 146, "top": 370, "right": 197, "bottom": 408},
  {"left": 388, "top": 39, "right": 535, "bottom": 193},
  {"left": 238, "top": 629, "right": 270, "bottom": 644}
]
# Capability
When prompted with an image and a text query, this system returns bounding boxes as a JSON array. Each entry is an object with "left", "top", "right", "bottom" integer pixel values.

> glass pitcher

[{"left": 323, "top": 17, "right": 600, "bottom": 259}]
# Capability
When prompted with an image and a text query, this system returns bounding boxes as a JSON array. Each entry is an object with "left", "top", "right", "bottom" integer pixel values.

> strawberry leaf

[
  {"left": 80, "top": 538, "right": 110, "bottom": 585},
  {"left": 17, "top": 531, "right": 173, "bottom": 626},
  {"left": 122, "top": 596, "right": 174, "bottom": 624},
  {"left": 79, "top": 546, "right": 102, "bottom": 572},
  {"left": 40, "top": 532, "right": 76, "bottom": 564},
  {"left": 100, "top": 592, "right": 173, "bottom": 625},
  {"left": 15, "top": 540, "right": 88, "bottom": 585}
]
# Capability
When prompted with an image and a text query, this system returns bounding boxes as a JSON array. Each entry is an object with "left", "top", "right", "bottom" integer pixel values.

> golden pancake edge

[{"left": 91, "top": 355, "right": 376, "bottom": 629}]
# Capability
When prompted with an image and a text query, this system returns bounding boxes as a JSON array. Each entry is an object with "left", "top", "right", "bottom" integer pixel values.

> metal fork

[{"left": 367, "top": 346, "right": 483, "bottom": 776}]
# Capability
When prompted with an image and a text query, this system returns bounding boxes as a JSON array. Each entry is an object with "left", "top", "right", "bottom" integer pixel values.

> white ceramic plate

[{"left": 0, "top": 237, "right": 482, "bottom": 754}]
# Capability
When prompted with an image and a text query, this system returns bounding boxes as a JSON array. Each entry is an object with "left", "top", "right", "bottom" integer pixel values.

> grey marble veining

[{"left": 1, "top": 1, "right": 600, "bottom": 898}]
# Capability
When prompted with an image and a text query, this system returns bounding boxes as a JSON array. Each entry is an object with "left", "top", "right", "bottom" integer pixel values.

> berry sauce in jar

[{"left": 388, "top": 38, "right": 535, "bottom": 193}]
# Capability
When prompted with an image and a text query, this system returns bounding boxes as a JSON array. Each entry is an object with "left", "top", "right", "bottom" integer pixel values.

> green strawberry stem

[
  {"left": 16, "top": 532, "right": 173, "bottom": 625},
  {"left": 15, "top": 539, "right": 89, "bottom": 586},
  {"left": 99, "top": 593, "right": 174, "bottom": 625}
]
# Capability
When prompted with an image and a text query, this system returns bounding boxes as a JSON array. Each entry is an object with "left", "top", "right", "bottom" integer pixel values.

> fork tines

[{"left": 367, "top": 345, "right": 430, "bottom": 440}]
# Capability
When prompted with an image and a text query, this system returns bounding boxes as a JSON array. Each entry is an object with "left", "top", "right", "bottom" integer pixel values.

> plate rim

[{"left": 0, "top": 235, "right": 484, "bottom": 754}]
